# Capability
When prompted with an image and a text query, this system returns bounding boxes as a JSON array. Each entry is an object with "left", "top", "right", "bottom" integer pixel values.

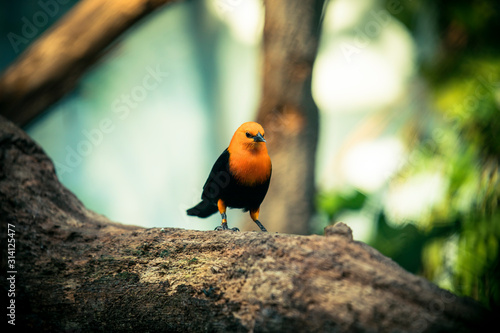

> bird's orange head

[
  {"left": 227, "top": 122, "right": 271, "bottom": 186},
  {"left": 228, "top": 122, "right": 267, "bottom": 153}
]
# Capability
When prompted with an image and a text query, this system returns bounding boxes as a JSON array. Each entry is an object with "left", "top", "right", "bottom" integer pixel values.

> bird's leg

[
  {"left": 250, "top": 208, "right": 268, "bottom": 232},
  {"left": 220, "top": 212, "right": 228, "bottom": 230},
  {"left": 215, "top": 199, "right": 239, "bottom": 231}
]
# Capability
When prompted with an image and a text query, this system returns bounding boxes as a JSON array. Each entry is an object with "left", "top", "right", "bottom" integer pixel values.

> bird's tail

[{"left": 186, "top": 200, "right": 218, "bottom": 218}]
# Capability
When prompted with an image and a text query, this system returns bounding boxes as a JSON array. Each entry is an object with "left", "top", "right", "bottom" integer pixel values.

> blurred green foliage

[
  {"left": 316, "top": 190, "right": 366, "bottom": 218},
  {"left": 317, "top": 0, "right": 500, "bottom": 309}
]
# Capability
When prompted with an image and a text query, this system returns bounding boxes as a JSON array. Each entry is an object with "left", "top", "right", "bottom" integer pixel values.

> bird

[{"left": 187, "top": 122, "right": 272, "bottom": 232}]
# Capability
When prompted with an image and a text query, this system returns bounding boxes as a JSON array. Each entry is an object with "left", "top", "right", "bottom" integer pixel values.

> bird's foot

[
  {"left": 214, "top": 222, "right": 239, "bottom": 232},
  {"left": 214, "top": 226, "right": 240, "bottom": 231}
]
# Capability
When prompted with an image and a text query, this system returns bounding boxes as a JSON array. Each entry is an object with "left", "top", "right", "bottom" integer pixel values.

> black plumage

[{"left": 187, "top": 149, "right": 271, "bottom": 218}]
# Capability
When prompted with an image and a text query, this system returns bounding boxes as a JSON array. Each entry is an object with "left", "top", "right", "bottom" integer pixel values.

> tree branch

[
  {"left": 0, "top": 116, "right": 490, "bottom": 331},
  {"left": 0, "top": 0, "right": 178, "bottom": 126}
]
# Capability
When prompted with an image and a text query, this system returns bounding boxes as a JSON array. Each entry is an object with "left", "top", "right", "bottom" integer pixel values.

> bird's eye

[{"left": 246, "top": 132, "right": 252, "bottom": 138}]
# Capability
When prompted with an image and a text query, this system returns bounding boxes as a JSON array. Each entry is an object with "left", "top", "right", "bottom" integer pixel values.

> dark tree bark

[
  {"left": 255, "top": 0, "right": 324, "bottom": 234},
  {"left": 0, "top": 0, "right": 177, "bottom": 126},
  {"left": 0, "top": 116, "right": 490, "bottom": 332}
]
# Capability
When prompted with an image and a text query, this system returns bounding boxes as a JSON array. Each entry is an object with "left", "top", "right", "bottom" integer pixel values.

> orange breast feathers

[
  {"left": 227, "top": 122, "right": 272, "bottom": 186},
  {"left": 228, "top": 148, "right": 271, "bottom": 186}
]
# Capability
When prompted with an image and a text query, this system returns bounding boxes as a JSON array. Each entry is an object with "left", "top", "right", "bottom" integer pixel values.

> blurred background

[{"left": 1, "top": 0, "right": 498, "bottom": 310}]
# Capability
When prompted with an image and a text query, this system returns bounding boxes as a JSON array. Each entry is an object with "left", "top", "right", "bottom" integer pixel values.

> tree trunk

[
  {"left": 0, "top": 116, "right": 489, "bottom": 332},
  {"left": 255, "top": 0, "right": 324, "bottom": 234},
  {"left": 0, "top": 0, "right": 177, "bottom": 127}
]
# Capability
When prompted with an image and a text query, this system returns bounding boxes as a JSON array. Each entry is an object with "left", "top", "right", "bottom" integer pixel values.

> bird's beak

[{"left": 254, "top": 132, "right": 266, "bottom": 143}]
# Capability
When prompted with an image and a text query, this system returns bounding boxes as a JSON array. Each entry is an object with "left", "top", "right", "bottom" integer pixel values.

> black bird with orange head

[{"left": 187, "top": 122, "right": 272, "bottom": 231}]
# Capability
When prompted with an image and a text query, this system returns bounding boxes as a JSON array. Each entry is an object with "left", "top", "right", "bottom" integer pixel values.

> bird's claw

[{"left": 214, "top": 223, "right": 239, "bottom": 232}]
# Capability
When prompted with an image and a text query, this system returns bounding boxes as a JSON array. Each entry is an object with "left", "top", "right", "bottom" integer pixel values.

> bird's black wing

[{"left": 200, "top": 148, "right": 231, "bottom": 203}]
